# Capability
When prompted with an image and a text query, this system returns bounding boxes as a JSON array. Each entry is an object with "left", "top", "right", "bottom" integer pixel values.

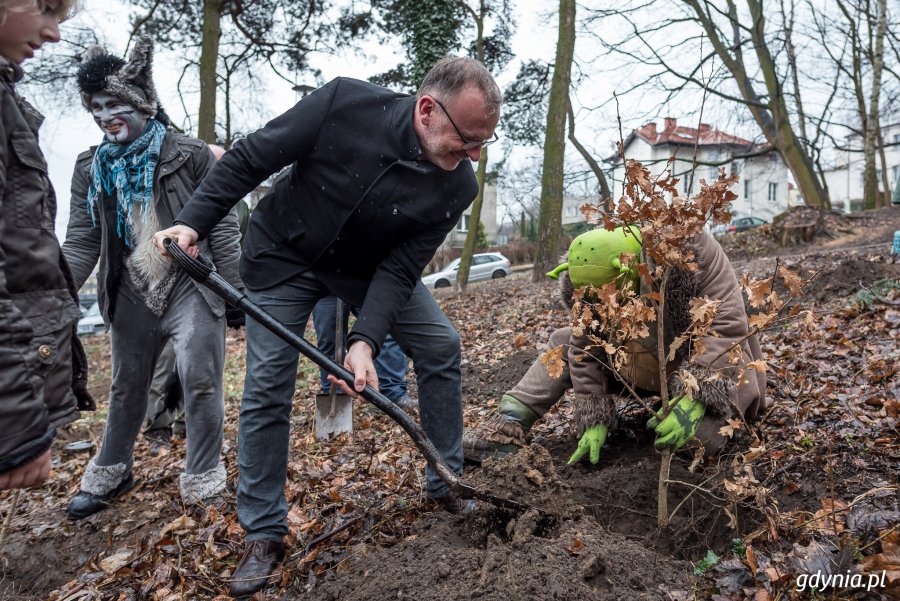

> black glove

[{"left": 225, "top": 305, "right": 245, "bottom": 329}]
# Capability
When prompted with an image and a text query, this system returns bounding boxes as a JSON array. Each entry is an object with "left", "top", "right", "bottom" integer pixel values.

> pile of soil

[{"left": 309, "top": 446, "right": 694, "bottom": 601}]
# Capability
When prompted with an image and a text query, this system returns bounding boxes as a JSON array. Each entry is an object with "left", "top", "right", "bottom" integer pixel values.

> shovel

[
  {"left": 315, "top": 299, "right": 354, "bottom": 439},
  {"left": 163, "top": 239, "right": 526, "bottom": 512}
]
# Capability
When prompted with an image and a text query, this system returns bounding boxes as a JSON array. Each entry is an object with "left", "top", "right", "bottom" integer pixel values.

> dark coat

[
  {"left": 0, "top": 57, "right": 82, "bottom": 475},
  {"left": 177, "top": 77, "right": 479, "bottom": 354},
  {"left": 63, "top": 130, "right": 243, "bottom": 322}
]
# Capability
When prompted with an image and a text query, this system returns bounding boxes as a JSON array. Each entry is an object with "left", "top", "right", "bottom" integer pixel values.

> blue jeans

[
  {"left": 238, "top": 271, "right": 464, "bottom": 541},
  {"left": 312, "top": 296, "right": 408, "bottom": 402}
]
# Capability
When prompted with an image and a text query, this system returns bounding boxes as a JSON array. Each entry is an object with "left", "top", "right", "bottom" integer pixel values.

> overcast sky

[{"left": 21, "top": 0, "right": 561, "bottom": 240}]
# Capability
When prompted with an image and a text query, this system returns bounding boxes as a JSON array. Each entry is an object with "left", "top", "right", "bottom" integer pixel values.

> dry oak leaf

[
  {"left": 540, "top": 345, "right": 566, "bottom": 379},
  {"left": 810, "top": 498, "right": 848, "bottom": 535},
  {"left": 99, "top": 549, "right": 132, "bottom": 574},
  {"left": 689, "top": 296, "right": 721, "bottom": 326},
  {"left": 741, "top": 273, "right": 773, "bottom": 309},
  {"left": 719, "top": 419, "right": 744, "bottom": 439},
  {"left": 159, "top": 514, "right": 196, "bottom": 538},
  {"left": 779, "top": 266, "right": 804, "bottom": 297},
  {"left": 860, "top": 530, "right": 900, "bottom": 595},
  {"left": 746, "top": 360, "right": 767, "bottom": 373}
]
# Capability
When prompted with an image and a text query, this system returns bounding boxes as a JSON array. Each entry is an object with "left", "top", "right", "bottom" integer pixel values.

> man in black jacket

[{"left": 155, "top": 57, "right": 501, "bottom": 597}]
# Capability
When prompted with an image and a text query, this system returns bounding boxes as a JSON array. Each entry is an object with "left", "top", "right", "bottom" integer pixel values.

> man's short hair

[
  {"left": 0, "top": 0, "right": 78, "bottom": 23},
  {"left": 417, "top": 56, "right": 502, "bottom": 114}
]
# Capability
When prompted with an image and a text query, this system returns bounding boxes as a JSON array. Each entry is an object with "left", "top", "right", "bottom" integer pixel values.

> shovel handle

[{"left": 163, "top": 238, "right": 464, "bottom": 491}]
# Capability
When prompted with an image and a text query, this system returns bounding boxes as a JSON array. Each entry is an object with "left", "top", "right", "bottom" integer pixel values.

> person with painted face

[
  {"left": 62, "top": 37, "right": 243, "bottom": 518},
  {"left": 153, "top": 57, "right": 501, "bottom": 597},
  {"left": 0, "top": 0, "right": 94, "bottom": 492},
  {"left": 463, "top": 226, "right": 769, "bottom": 465}
]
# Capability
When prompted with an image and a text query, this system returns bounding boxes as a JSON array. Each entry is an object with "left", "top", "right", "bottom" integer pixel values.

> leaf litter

[{"left": 0, "top": 207, "right": 897, "bottom": 600}]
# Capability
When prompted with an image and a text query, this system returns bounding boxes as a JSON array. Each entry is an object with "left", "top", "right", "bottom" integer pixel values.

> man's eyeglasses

[{"left": 432, "top": 97, "right": 499, "bottom": 151}]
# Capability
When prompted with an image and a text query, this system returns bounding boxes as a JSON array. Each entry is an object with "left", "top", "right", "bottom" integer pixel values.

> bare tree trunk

[
  {"left": 533, "top": 0, "right": 576, "bottom": 282},
  {"left": 197, "top": 0, "right": 222, "bottom": 143},
  {"left": 224, "top": 68, "right": 232, "bottom": 149},
  {"left": 863, "top": 0, "right": 886, "bottom": 208},
  {"left": 685, "top": 0, "right": 830, "bottom": 209},
  {"left": 459, "top": 149, "right": 488, "bottom": 293},
  {"left": 566, "top": 95, "right": 612, "bottom": 210},
  {"left": 877, "top": 127, "right": 892, "bottom": 208},
  {"left": 456, "top": 0, "right": 487, "bottom": 294}
]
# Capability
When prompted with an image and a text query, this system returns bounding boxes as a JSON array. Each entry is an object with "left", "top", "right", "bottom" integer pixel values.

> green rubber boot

[{"left": 462, "top": 395, "right": 540, "bottom": 463}]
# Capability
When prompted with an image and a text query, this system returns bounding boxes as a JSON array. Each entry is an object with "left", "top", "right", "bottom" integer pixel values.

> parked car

[
  {"left": 712, "top": 216, "right": 768, "bottom": 237},
  {"left": 421, "top": 253, "right": 512, "bottom": 289},
  {"left": 77, "top": 301, "right": 105, "bottom": 337}
]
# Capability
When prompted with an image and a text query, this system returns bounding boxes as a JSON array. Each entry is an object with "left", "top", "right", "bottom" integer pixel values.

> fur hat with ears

[{"left": 76, "top": 36, "right": 159, "bottom": 117}]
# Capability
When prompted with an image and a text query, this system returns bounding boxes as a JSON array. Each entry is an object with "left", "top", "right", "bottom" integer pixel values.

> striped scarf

[{"left": 86, "top": 119, "right": 166, "bottom": 247}]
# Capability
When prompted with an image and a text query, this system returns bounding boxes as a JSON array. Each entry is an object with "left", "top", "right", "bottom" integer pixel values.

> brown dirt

[
  {"left": 309, "top": 445, "right": 695, "bottom": 601},
  {"left": 1, "top": 206, "right": 898, "bottom": 600}
]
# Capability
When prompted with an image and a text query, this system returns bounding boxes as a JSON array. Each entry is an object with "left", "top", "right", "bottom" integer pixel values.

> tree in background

[
  {"left": 454, "top": 0, "right": 513, "bottom": 293},
  {"left": 818, "top": 0, "right": 890, "bottom": 208},
  {"left": 129, "top": 0, "right": 372, "bottom": 143},
  {"left": 586, "top": 0, "right": 898, "bottom": 212},
  {"left": 371, "top": 0, "right": 513, "bottom": 293},
  {"left": 369, "top": 0, "right": 465, "bottom": 92},
  {"left": 532, "top": 0, "right": 575, "bottom": 282}
]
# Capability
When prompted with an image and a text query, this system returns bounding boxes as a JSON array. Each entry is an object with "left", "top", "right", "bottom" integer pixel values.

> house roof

[{"left": 605, "top": 117, "right": 767, "bottom": 163}]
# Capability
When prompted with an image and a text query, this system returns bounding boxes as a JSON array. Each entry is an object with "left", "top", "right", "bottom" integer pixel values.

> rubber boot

[{"left": 462, "top": 394, "right": 540, "bottom": 463}]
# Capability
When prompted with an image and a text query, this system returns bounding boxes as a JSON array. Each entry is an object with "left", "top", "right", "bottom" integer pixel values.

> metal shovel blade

[
  {"left": 315, "top": 388, "right": 353, "bottom": 440},
  {"left": 315, "top": 298, "right": 353, "bottom": 440}
]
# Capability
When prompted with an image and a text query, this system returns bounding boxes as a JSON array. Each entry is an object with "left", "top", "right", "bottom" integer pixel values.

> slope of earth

[{"left": 0, "top": 206, "right": 897, "bottom": 601}]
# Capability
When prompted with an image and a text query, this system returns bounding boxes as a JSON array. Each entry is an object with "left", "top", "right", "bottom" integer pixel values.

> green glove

[
  {"left": 648, "top": 396, "right": 706, "bottom": 450},
  {"left": 567, "top": 424, "right": 609, "bottom": 464}
]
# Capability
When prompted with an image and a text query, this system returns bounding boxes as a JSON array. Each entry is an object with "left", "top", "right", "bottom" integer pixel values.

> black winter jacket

[
  {"left": 0, "top": 57, "right": 81, "bottom": 475},
  {"left": 177, "top": 77, "right": 478, "bottom": 354}
]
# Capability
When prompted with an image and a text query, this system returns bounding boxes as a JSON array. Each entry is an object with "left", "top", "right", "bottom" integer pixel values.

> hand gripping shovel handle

[{"left": 162, "top": 238, "right": 477, "bottom": 498}]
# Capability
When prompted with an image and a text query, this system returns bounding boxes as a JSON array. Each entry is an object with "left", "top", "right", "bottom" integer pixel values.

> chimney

[
  {"left": 698, "top": 123, "right": 711, "bottom": 132},
  {"left": 640, "top": 122, "right": 657, "bottom": 139},
  {"left": 663, "top": 117, "right": 677, "bottom": 133}
]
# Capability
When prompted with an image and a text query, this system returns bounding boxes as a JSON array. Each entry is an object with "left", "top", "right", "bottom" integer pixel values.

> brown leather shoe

[
  {"left": 431, "top": 492, "right": 479, "bottom": 515},
  {"left": 229, "top": 539, "right": 285, "bottom": 598}
]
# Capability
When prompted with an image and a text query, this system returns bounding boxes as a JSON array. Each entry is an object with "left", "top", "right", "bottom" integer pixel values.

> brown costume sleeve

[
  {"left": 680, "top": 231, "right": 768, "bottom": 420},
  {"left": 567, "top": 330, "right": 618, "bottom": 434}
]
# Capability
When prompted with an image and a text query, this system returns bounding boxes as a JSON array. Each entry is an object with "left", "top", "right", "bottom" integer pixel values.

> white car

[
  {"left": 422, "top": 253, "right": 512, "bottom": 289},
  {"left": 77, "top": 301, "right": 105, "bottom": 337}
]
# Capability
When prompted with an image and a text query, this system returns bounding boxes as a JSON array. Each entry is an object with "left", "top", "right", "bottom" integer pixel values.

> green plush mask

[{"left": 546, "top": 225, "right": 643, "bottom": 288}]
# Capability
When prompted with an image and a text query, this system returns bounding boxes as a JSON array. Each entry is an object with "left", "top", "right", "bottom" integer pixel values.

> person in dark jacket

[
  {"left": 155, "top": 56, "right": 501, "bottom": 597},
  {"left": 312, "top": 296, "right": 415, "bottom": 412},
  {"left": 62, "top": 38, "right": 243, "bottom": 518},
  {"left": 0, "top": 0, "right": 86, "bottom": 491}
]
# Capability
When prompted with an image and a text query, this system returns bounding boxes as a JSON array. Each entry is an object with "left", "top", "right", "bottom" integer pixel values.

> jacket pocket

[
  {"left": 9, "top": 132, "right": 50, "bottom": 229},
  {"left": 391, "top": 203, "right": 431, "bottom": 225}
]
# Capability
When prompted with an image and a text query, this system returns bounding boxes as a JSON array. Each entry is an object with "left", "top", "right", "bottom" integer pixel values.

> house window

[
  {"left": 767, "top": 182, "right": 778, "bottom": 202},
  {"left": 457, "top": 214, "right": 469, "bottom": 232},
  {"left": 894, "top": 133, "right": 900, "bottom": 144},
  {"left": 744, "top": 179, "right": 751, "bottom": 199}
]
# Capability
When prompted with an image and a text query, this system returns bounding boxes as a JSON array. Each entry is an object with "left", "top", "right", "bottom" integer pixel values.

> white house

[
  {"left": 822, "top": 122, "right": 900, "bottom": 211},
  {"left": 440, "top": 182, "right": 504, "bottom": 249},
  {"left": 606, "top": 118, "right": 791, "bottom": 222},
  {"left": 562, "top": 194, "right": 598, "bottom": 228}
]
